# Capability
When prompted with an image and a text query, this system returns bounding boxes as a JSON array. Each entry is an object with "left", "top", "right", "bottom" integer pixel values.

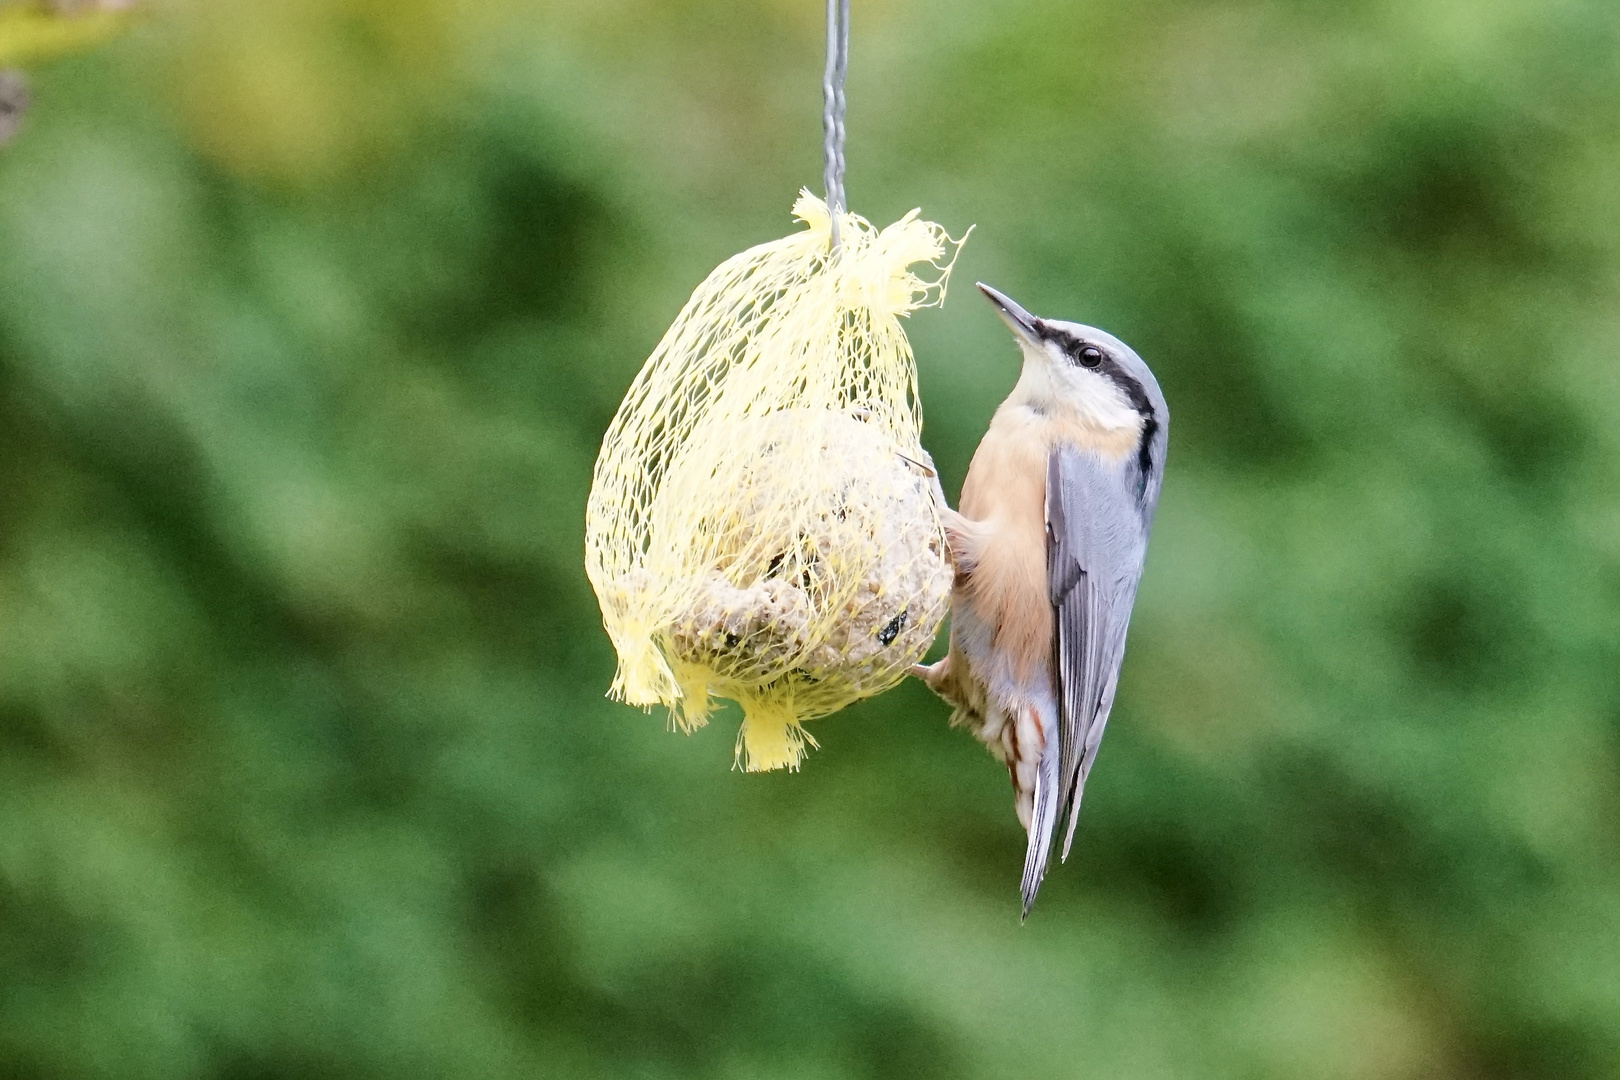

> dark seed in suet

[{"left": 878, "top": 611, "right": 908, "bottom": 646}]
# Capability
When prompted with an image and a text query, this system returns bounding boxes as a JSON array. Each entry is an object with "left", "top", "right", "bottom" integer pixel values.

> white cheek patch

[
  {"left": 1011, "top": 340, "right": 1143, "bottom": 433},
  {"left": 1058, "top": 366, "right": 1141, "bottom": 429}
]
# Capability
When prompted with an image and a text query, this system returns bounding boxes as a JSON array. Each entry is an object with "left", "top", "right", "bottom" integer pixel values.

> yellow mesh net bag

[{"left": 585, "top": 191, "right": 967, "bottom": 771}]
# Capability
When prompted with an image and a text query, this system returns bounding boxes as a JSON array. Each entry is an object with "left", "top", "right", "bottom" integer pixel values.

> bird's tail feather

[
  {"left": 1020, "top": 716, "right": 1062, "bottom": 919},
  {"left": 1059, "top": 777, "right": 1087, "bottom": 863}
]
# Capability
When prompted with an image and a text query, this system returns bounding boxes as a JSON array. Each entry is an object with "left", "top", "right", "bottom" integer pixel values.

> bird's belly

[
  {"left": 955, "top": 527, "right": 1050, "bottom": 696},
  {"left": 949, "top": 582, "right": 1057, "bottom": 829},
  {"left": 956, "top": 416, "right": 1054, "bottom": 704}
]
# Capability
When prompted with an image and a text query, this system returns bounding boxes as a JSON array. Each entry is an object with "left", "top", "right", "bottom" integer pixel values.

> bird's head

[{"left": 977, "top": 282, "right": 1164, "bottom": 440}]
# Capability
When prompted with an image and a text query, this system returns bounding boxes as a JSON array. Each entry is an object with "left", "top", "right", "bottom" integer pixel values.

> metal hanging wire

[{"left": 822, "top": 0, "right": 850, "bottom": 250}]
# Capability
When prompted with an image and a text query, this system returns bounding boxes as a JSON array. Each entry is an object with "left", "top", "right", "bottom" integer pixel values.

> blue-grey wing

[{"left": 1045, "top": 446, "right": 1148, "bottom": 865}]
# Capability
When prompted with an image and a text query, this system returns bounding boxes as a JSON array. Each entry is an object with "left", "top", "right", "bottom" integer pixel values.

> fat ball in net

[{"left": 584, "top": 192, "right": 967, "bottom": 770}]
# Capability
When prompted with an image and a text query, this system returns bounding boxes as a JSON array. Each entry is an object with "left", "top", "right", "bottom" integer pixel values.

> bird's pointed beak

[{"left": 977, "top": 283, "right": 1043, "bottom": 348}]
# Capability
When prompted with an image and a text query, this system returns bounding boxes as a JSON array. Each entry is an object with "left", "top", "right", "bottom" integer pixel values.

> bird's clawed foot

[{"left": 910, "top": 657, "right": 952, "bottom": 698}]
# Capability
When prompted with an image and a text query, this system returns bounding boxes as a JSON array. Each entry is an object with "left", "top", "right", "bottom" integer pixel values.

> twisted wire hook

[{"left": 822, "top": 0, "right": 850, "bottom": 250}]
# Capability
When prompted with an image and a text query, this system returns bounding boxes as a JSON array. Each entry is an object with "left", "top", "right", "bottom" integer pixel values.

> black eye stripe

[
  {"left": 1034, "top": 319, "right": 1162, "bottom": 491},
  {"left": 1036, "top": 323, "right": 1104, "bottom": 368},
  {"left": 1101, "top": 356, "right": 1155, "bottom": 418},
  {"left": 1036, "top": 321, "right": 1156, "bottom": 424},
  {"left": 1034, "top": 322, "right": 1082, "bottom": 356}
]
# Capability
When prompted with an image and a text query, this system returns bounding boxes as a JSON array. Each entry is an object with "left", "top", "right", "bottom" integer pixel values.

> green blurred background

[{"left": 2, "top": 1, "right": 1619, "bottom": 1077}]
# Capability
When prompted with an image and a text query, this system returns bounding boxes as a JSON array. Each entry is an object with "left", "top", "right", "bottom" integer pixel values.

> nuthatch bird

[{"left": 914, "top": 284, "right": 1168, "bottom": 915}]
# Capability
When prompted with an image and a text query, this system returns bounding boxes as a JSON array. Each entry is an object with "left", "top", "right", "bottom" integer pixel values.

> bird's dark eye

[{"left": 1078, "top": 346, "right": 1104, "bottom": 368}]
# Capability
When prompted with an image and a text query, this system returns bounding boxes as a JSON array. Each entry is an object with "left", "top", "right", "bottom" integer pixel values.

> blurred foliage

[
  {"left": 0, "top": 2, "right": 134, "bottom": 69},
  {"left": 1, "top": 1, "right": 1618, "bottom": 1078}
]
